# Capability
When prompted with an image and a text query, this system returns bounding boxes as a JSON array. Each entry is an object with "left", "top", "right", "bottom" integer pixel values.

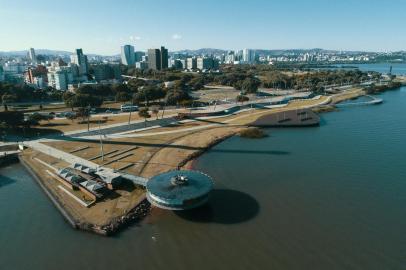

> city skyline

[{"left": 1, "top": 0, "right": 406, "bottom": 54}]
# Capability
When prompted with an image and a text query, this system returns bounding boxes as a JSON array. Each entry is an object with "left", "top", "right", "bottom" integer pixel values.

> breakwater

[{"left": 18, "top": 154, "right": 151, "bottom": 236}]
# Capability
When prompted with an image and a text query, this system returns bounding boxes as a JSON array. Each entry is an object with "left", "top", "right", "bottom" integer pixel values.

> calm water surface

[
  {"left": 1, "top": 79, "right": 405, "bottom": 269},
  {"left": 322, "top": 62, "right": 406, "bottom": 75}
]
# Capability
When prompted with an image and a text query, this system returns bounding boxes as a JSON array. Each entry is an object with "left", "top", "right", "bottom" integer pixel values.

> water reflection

[{"left": 176, "top": 189, "right": 259, "bottom": 224}]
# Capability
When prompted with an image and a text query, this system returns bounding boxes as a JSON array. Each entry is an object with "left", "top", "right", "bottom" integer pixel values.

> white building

[
  {"left": 47, "top": 66, "right": 74, "bottom": 91},
  {"left": 135, "top": 61, "right": 148, "bottom": 70}
]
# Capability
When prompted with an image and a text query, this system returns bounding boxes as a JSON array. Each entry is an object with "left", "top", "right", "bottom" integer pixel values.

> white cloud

[
  {"left": 130, "top": 35, "right": 142, "bottom": 41},
  {"left": 171, "top": 34, "right": 182, "bottom": 40}
]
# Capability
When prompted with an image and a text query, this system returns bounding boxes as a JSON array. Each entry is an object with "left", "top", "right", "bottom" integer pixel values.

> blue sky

[{"left": 0, "top": 0, "right": 405, "bottom": 55}]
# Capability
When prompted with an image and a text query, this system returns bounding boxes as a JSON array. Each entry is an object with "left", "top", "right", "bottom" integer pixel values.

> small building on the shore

[
  {"left": 57, "top": 168, "right": 87, "bottom": 190},
  {"left": 95, "top": 169, "right": 123, "bottom": 190},
  {"left": 72, "top": 163, "right": 123, "bottom": 190},
  {"left": 146, "top": 170, "right": 213, "bottom": 210},
  {"left": 73, "top": 163, "right": 96, "bottom": 174},
  {"left": 57, "top": 168, "right": 106, "bottom": 200},
  {"left": 79, "top": 180, "right": 105, "bottom": 200}
]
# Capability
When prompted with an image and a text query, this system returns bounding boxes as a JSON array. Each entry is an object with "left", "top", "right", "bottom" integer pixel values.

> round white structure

[{"left": 146, "top": 170, "right": 213, "bottom": 210}]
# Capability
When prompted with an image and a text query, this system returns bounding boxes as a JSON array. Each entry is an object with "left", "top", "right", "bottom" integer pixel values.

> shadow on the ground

[
  {"left": 0, "top": 175, "right": 17, "bottom": 188},
  {"left": 191, "top": 118, "right": 227, "bottom": 125},
  {"left": 59, "top": 137, "right": 290, "bottom": 156},
  {"left": 40, "top": 123, "right": 70, "bottom": 127},
  {"left": 175, "top": 188, "right": 259, "bottom": 224},
  {"left": 2, "top": 127, "right": 63, "bottom": 141}
]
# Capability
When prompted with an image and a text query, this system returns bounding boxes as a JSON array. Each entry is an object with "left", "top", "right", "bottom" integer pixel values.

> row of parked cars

[{"left": 26, "top": 104, "right": 140, "bottom": 120}]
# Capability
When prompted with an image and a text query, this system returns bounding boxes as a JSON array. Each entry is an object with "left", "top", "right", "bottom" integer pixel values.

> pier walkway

[{"left": 335, "top": 95, "right": 383, "bottom": 107}]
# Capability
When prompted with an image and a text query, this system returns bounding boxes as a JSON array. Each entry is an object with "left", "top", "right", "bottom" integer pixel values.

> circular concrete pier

[{"left": 146, "top": 170, "right": 213, "bottom": 210}]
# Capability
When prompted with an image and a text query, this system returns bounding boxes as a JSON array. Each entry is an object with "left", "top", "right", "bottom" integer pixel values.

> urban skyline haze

[{"left": 0, "top": 0, "right": 405, "bottom": 55}]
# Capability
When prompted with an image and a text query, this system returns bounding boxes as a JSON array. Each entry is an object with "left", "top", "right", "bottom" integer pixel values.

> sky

[{"left": 0, "top": 0, "right": 405, "bottom": 55}]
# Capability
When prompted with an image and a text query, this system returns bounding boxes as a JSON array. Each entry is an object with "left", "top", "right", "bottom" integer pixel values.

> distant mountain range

[
  {"left": 0, "top": 49, "right": 72, "bottom": 57},
  {"left": 171, "top": 48, "right": 369, "bottom": 56},
  {"left": 0, "top": 48, "right": 382, "bottom": 58}
]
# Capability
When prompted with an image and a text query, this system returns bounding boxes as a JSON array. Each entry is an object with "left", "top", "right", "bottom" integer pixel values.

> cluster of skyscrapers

[
  {"left": 120, "top": 44, "right": 220, "bottom": 71},
  {"left": 223, "top": 49, "right": 257, "bottom": 64},
  {"left": 5, "top": 48, "right": 121, "bottom": 91},
  {"left": 121, "top": 45, "right": 169, "bottom": 71}
]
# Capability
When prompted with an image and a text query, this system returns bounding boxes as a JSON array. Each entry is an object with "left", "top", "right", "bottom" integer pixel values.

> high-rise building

[
  {"left": 187, "top": 57, "right": 197, "bottom": 70},
  {"left": 70, "top": 49, "right": 89, "bottom": 75},
  {"left": 134, "top": 51, "right": 145, "bottom": 62},
  {"left": 121, "top": 45, "right": 135, "bottom": 66},
  {"left": 136, "top": 61, "right": 148, "bottom": 70},
  {"left": 160, "top": 46, "right": 168, "bottom": 69},
  {"left": 28, "top": 48, "right": 37, "bottom": 63},
  {"left": 92, "top": 64, "right": 121, "bottom": 82},
  {"left": 171, "top": 59, "right": 184, "bottom": 69},
  {"left": 25, "top": 65, "right": 48, "bottom": 88},
  {"left": 0, "top": 67, "right": 4, "bottom": 82},
  {"left": 243, "top": 49, "right": 255, "bottom": 64},
  {"left": 147, "top": 49, "right": 161, "bottom": 70},
  {"left": 147, "top": 47, "right": 168, "bottom": 70},
  {"left": 197, "top": 57, "right": 213, "bottom": 70}
]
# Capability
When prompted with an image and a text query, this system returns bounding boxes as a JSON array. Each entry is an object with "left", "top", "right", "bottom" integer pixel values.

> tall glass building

[{"left": 121, "top": 45, "right": 135, "bottom": 66}]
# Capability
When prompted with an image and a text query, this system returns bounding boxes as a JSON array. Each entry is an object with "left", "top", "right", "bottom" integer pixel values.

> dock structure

[
  {"left": 120, "top": 173, "right": 148, "bottom": 187},
  {"left": 178, "top": 92, "right": 315, "bottom": 118},
  {"left": 250, "top": 109, "right": 320, "bottom": 127},
  {"left": 335, "top": 95, "right": 383, "bottom": 107}
]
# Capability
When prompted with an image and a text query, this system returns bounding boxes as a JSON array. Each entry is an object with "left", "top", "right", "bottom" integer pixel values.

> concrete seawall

[
  {"left": 0, "top": 152, "right": 20, "bottom": 167},
  {"left": 18, "top": 156, "right": 79, "bottom": 229},
  {"left": 18, "top": 154, "right": 151, "bottom": 236}
]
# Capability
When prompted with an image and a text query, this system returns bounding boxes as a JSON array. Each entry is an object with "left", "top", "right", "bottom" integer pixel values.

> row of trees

[
  {"left": 0, "top": 82, "right": 63, "bottom": 109},
  {"left": 0, "top": 111, "right": 48, "bottom": 130},
  {"left": 261, "top": 70, "right": 379, "bottom": 91}
]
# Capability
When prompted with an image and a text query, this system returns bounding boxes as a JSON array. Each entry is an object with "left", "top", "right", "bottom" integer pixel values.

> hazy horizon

[{"left": 1, "top": 0, "right": 405, "bottom": 55}]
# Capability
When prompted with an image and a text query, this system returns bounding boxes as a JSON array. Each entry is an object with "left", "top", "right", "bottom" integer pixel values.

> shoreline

[
  {"left": 179, "top": 85, "right": 403, "bottom": 171},
  {"left": 12, "top": 84, "right": 402, "bottom": 236},
  {"left": 18, "top": 152, "right": 151, "bottom": 236}
]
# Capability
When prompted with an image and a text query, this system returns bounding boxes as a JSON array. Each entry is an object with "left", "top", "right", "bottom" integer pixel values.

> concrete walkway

[
  {"left": 24, "top": 140, "right": 99, "bottom": 169},
  {"left": 65, "top": 113, "right": 179, "bottom": 137}
]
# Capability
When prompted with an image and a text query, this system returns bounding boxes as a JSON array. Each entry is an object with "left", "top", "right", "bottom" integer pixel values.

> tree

[
  {"left": 76, "top": 85, "right": 96, "bottom": 95},
  {"left": 127, "top": 79, "right": 146, "bottom": 92},
  {"left": 112, "top": 83, "right": 129, "bottom": 95},
  {"left": 165, "top": 89, "right": 191, "bottom": 106},
  {"left": 63, "top": 93, "right": 103, "bottom": 110},
  {"left": 138, "top": 107, "right": 151, "bottom": 127},
  {"left": 133, "top": 85, "right": 165, "bottom": 105},
  {"left": 241, "top": 78, "right": 260, "bottom": 93},
  {"left": 0, "top": 111, "right": 25, "bottom": 128},
  {"left": 236, "top": 95, "right": 249, "bottom": 104},
  {"left": 115, "top": 91, "right": 131, "bottom": 102},
  {"left": 151, "top": 106, "right": 160, "bottom": 120},
  {"left": 27, "top": 113, "right": 51, "bottom": 126},
  {"left": 63, "top": 92, "right": 76, "bottom": 111},
  {"left": 66, "top": 113, "right": 77, "bottom": 123},
  {"left": 76, "top": 107, "right": 90, "bottom": 123},
  {"left": 2, "top": 94, "right": 17, "bottom": 111}
]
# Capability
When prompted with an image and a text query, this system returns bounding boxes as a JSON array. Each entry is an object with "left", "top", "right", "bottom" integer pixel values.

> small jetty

[
  {"left": 336, "top": 95, "right": 383, "bottom": 108},
  {"left": 251, "top": 109, "right": 320, "bottom": 127}
]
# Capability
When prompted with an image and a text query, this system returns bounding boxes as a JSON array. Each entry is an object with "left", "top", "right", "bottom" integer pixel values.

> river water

[{"left": 1, "top": 65, "right": 405, "bottom": 269}]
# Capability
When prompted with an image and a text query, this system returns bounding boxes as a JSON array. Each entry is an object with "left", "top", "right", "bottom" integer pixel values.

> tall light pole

[
  {"left": 87, "top": 104, "right": 91, "bottom": 131},
  {"left": 98, "top": 121, "right": 104, "bottom": 162},
  {"left": 128, "top": 99, "right": 134, "bottom": 125}
]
